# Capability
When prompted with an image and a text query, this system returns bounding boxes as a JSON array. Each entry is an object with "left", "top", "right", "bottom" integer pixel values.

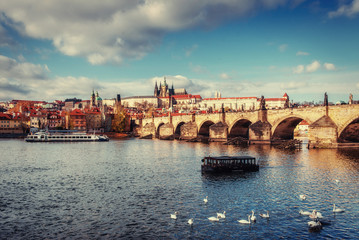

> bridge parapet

[{"left": 136, "top": 104, "right": 359, "bottom": 147}]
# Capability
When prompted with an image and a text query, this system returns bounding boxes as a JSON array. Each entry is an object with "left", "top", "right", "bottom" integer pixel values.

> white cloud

[
  {"left": 280, "top": 81, "right": 307, "bottom": 90},
  {"left": 219, "top": 73, "right": 231, "bottom": 80},
  {"left": 329, "top": 0, "right": 359, "bottom": 18},
  {"left": 305, "top": 60, "right": 321, "bottom": 73},
  {"left": 293, "top": 65, "right": 305, "bottom": 74},
  {"left": 293, "top": 60, "right": 337, "bottom": 74},
  {"left": 296, "top": 51, "right": 309, "bottom": 56},
  {"left": 0, "top": 0, "right": 289, "bottom": 65},
  {"left": 324, "top": 62, "right": 336, "bottom": 71},
  {"left": 0, "top": 55, "right": 49, "bottom": 80},
  {"left": 279, "top": 44, "right": 288, "bottom": 52}
]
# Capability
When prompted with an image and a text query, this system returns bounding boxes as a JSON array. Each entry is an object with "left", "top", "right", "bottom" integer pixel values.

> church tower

[
  {"left": 91, "top": 90, "right": 96, "bottom": 107},
  {"left": 160, "top": 77, "right": 169, "bottom": 97}
]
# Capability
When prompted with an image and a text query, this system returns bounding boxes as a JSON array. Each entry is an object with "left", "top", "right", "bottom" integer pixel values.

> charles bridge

[{"left": 135, "top": 104, "right": 359, "bottom": 148}]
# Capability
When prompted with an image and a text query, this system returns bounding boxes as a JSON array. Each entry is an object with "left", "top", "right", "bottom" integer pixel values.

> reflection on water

[{"left": 0, "top": 139, "right": 359, "bottom": 239}]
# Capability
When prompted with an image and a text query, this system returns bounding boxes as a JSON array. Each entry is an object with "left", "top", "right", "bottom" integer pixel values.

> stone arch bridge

[{"left": 136, "top": 105, "right": 359, "bottom": 148}]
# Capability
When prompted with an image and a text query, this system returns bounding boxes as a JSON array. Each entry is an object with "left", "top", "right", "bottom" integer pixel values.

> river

[{"left": 1, "top": 138, "right": 359, "bottom": 239}]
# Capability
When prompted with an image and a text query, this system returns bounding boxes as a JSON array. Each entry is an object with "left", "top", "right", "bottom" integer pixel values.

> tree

[{"left": 111, "top": 104, "right": 128, "bottom": 132}]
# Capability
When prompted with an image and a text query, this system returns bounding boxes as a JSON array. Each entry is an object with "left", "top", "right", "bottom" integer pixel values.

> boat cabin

[{"left": 201, "top": 156, "right": 259, "bottom": 173}]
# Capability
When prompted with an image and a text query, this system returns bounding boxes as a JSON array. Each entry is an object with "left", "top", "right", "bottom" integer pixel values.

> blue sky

[{"left": 0, "top": 0, "right": 359, "bottom": 103}]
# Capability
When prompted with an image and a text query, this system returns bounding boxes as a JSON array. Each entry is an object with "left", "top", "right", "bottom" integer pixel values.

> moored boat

[
  {"left": 25, "top": 130, "right": 109, "bottom": 142},
  {"left": 201, "top": 156, "right": 259, "bottom": 173}
]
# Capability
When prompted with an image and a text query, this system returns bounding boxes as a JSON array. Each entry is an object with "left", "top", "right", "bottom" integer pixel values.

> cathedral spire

[{"left": 154, "top": 81, "right": 158, "bottom": 96}]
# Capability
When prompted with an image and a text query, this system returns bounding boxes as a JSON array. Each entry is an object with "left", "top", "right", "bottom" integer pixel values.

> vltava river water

[{"left": 1, "top": 138, "right": 359, "bottom": 239}]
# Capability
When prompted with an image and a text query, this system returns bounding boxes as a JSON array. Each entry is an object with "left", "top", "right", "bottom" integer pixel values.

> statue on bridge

[
  {"left": 349, "top": 93, "right": 353, "bottom": 105},
  {"left": 259, "top": 96, "right": 266, "bottom": 110},
  {"left": 324, "top": 92, "right": 328, "bottom": 106}
]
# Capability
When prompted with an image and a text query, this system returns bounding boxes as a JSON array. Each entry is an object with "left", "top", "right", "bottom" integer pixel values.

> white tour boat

[{"left": 25, "top": 130, "right": 109, "bottom": 142}]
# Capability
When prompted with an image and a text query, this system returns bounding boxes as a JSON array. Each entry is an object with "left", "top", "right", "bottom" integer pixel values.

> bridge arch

[
  {"left": 272, "top": 115, "right": 311, "bottom": 140},
  {"left": 156, "top": 122, "right": 165, "bottom": 138},
  {"left": 198, "top": 120, "right": 215, "bottom": 137},
  {"left": 174, "top": 121, "right": 186, "bottom": 139},
  {"left": 228, "top": 118, "right": 252, "bottom": 139},
  {"left": 338, "top": 115, "right": 359, "bottom": 143}
]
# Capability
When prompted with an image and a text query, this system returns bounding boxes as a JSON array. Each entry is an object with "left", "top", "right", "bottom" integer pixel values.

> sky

[{"left": 0, "top": 0, "right": 359, "bottom": 103}]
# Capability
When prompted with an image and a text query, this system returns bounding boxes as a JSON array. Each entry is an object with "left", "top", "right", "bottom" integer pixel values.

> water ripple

[{"left": 0, "top": 139, "right": 359, "bottom": 239}]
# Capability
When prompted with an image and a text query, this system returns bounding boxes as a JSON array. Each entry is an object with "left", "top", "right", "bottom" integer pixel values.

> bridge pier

[
  {"left": 308, "top": 115, "right": 338, "bottom": 148},
  {"left": 180, "top": 122, "right": 198, "bottom": 140},
  {"left": 248, "top": 121, "right": 272, "bottom": 144},
  {"left": 248, "top": 109, "right": 272, "bottom": 144},
  {"left": 158, "top": 123, "right": 174, "bottom": 140},
  {"left": 209, "top": 122, "right": 228, "bottom": 142},
  {"left": 140, "top": 122, "right": 156, "bottom": 139}
]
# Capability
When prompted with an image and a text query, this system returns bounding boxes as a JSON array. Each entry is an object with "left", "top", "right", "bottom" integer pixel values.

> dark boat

[{"left": 201, "top": 156, "right": 259, "bottom": 173}]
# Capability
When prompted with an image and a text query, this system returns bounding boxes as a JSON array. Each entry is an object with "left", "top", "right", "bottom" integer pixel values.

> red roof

[
  {"left": 0, "top": 113, "right": 11, "bottom": 120},
  {"left": 263, "top": 98, "right": 286, "bottom": 101},
  {"left": 173, "top": 94, "right": 191, "bottom": 99},
  {"left": 203, "top": 97, "right": 257, "bottom": 101},
  {"left": 299, "top": 120, "right": 309, "bottom": 125},
  {"left": 70, "top": 109, "right": 85, "bottom": 116}
]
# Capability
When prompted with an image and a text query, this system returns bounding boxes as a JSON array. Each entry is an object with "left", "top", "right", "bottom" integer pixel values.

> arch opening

[
  {"left": 272, "top": 117, "right": 304, "bottom": 140},
  {"left": 156, "top": 123, "right": 165, "bottom": 138},
  {"left": 198, "top": 121, "right": 215, "bottom": 137},
  {"left": 174, "top": 122, "right": 186, "bottom": 139},
  {"left": 338, "top": 118, "right": 359, "bottom": 143},
  {"left": 229, "top": 119, "right": 252, "bottom": 139}
]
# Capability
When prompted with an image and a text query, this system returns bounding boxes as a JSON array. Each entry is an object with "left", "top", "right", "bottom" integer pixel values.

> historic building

[
  {"left": 198, "top": 93, "right": 290, "bottom": 112},
  {"left": 122, "top": 77, "right": 189, "bottom": 109},
  {"left": 91, "top": 90, "right": 103, "bottom": 108},
  {"left": 85, "top": 107, "right": 103, "bottom": 132},
  {"left": 68, "top": 109, "right": 86, "bottom": 130},
  {"left": 0, "top": 113, "right": 23, "bottom": 135},
  {"left": 199, "top": 96, "right": 258, "bottom": 111},
  {"left": 47, "top": 112, "right": 63, "bottom": 129},
  {"left": 122, "top": 96, "right": 159, "bottom": 109}
]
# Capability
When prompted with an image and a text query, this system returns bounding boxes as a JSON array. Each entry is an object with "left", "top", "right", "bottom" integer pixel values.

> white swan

[
  {"left": 250, "top": 210, "right": 257, "bottom": 222},
  {"left": 335, "top": 179, "right": 340, "bottom": 183},
  {"left": 188, "top": 218, "right": 193, "bottom": 225},
  {"left": 299, "top": 194, "right": 306, "bottom": 200},
  {"left": 308, "top": 219, "right": 322, "bottom": 229},
  {"left": 299, "top": 210, "right": 311, "bottom": 215},
  {"left": 259, "top": 211, "right": 269, "bottom": 218},
  {"left": 208, "top": 216, "right": 220, "bottom": 222},
  {"left": 217, "top": 211, "right": 226, "bottom": 219},
  {"left": 203, "top": 196, "right": 208, "bottom": 204},
  {"left": 238, "top": 215, "right": 251, "bottom": 224},
  {"left": 170, "top": 212, "right": 179, "bottom": 219},
  {"left": 309, "top": 210, "right": 323, "bottom": 219},
  {"left": 333, "top": 204, "right": 344, "bottom": 213}
]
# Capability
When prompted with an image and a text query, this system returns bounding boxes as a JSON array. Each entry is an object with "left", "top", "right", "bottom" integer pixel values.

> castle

[{"left": 154, "top": 77, "right": 187, "bottom": 98}]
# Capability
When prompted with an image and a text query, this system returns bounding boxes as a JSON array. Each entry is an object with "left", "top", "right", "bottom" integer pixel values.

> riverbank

[{"left": 104, "top": 132, "right": 132, "bottom": 139}]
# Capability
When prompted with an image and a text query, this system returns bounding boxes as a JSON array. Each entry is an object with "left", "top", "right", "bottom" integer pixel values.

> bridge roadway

[{"left": 136, "top": 104, "right": 359, "bottom": 148}]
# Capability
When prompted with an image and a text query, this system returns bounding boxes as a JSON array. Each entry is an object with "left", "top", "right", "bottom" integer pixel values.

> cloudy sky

[{"left": 0, "top": 0, "right": 359, "bottom": 103}]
